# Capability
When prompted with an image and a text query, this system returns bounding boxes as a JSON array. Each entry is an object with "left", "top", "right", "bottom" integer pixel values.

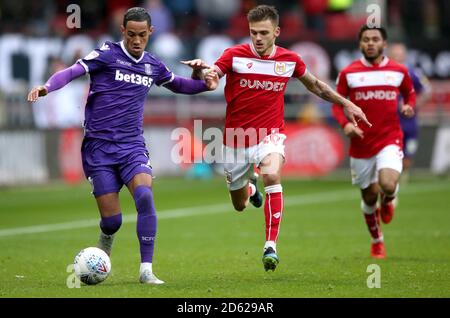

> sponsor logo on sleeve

[
  {"left": 84, "top": 50, "right": 99, "bottom": 60},
  {"left": 100, "top": 43, "right": 110, "bottom": 51}
]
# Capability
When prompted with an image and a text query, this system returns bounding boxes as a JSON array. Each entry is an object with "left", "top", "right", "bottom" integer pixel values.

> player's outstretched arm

[
  {"left": 163, "top": 71, "right": 219, "bottom": 94},
  {"left": 204, "top": 70, "right": 219, "bottom": 90},
  {"left": 27, "top": 85, "right": 49, "bottom": 102},
  {"left": 27, "top": 63, "right": 86, "bottom": 102},
  {"left": 162, "top": 59, "right": 219, "bottom": 93},
  {"left": 180, "top": 59, "right": 211, "bottom": 80},
  {"left": 299, "top": 72, "right": 371, "bottom": 127}
]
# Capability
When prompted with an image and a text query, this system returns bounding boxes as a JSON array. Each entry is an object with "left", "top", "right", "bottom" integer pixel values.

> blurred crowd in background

[
  {"left": 1, "top": 0, "right": 449, "bottom": 40},
  {"left": 0, "top": 0, "right": 449, "bottom": 184},
  {"left": 0, "top": 0, "right": 449, "bottom": 129}
]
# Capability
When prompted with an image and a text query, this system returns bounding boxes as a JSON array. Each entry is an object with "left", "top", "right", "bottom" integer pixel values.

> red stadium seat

[
  {"left": 226, "top": 15, "right": 250, "bottom": 39},
  {"left": 279, "top": 12, "right": 303, "bottom": 41},
  {"left": 325, "top": 14, "right": 366, "bottom": 40}
]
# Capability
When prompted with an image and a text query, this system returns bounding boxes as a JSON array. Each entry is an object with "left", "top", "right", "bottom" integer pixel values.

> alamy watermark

[
  {"left": 66, "top": 264, "right": 81, "bottom": 288},
  {"left": 366, "top": 264, "right": 381, "bottom": 288},
  {"left": 366, "top": 4, "right": 381, "bottom": 28},
  {"left": 66, "top": 4, "right": 81, "bottom": 29},
  {"left": 170, "top": 120, "right": 283, "bottom": 174}
]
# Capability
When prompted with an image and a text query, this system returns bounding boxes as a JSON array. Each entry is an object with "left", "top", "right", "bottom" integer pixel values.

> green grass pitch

[{"left": 0, "top": 177, "right": 449, "bottom": 297}]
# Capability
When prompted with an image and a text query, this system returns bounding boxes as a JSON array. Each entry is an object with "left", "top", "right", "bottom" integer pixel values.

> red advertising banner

[
  {"left": 58, "top": 128, "right": 83, "bottom": 184},
  {"left": 283, "top": 123, "right": 345, "bottom": 176}
]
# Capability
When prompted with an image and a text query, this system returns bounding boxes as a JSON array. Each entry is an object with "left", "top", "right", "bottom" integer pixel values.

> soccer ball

[{"left": 74, "top": 247, "right": 111, "bottom": 285}]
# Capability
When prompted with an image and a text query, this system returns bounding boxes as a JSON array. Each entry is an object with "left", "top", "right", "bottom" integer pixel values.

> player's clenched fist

[
  {"left": 204, "top": 69, "right": 219, "bottom": 91},
  {"left": 400, "top": 104, "right": 415, "bottom": 118},
  {"left": 27, "top": 86, "right": 48, "bottom": 102}
]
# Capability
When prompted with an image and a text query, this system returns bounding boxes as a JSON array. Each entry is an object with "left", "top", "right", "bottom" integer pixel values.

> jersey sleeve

[
  {"left": 154, "top": 60, "right": 175, "bottom": 86},
  {"left": 409, "top": 69, "right": 423, "bottom": 94},
  {"left": 214, "top": 48, "right": 233, "bottom": 77},
  {"left": 77, "top": 42, "right": 111, "bottom": 74},
  {"left": 332, "top": 70, "right": 351, "bottom": 128},
  {"left": 399, "top": 68, "right": 417, "bottom": 108},
  {"left": 293, "top": 54, "right": 307, "bottom": 78}
]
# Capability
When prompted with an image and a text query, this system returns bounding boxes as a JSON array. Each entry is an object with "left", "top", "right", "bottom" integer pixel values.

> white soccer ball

[{"left": 74, "top": 247, "right": 111, "bottom": 285}]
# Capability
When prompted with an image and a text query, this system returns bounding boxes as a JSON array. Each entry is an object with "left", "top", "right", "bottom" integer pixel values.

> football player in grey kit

[{"left": 28, "top": 7, "right": 218, "bottom": 284}]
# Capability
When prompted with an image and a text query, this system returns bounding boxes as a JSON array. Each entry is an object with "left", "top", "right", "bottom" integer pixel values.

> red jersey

[
  {"left": 214, "top": 43, "right": 307, "bottom": 147},
  {"left": 332, "top": 57, "right": 416, "bottom": 158}
]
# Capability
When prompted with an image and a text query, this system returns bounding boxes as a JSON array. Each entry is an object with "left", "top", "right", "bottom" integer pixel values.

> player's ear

[
  {"left": 148, "top": 25, "right": 154, "bottom": 36},
  {"left": 120, "top": 24, "right": 125, "bottom": 35},
  {"left": 274, "top": 26, "right": 280, "bottom": 38}
]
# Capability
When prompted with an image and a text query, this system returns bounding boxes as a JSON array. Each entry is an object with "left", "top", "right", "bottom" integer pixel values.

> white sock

[
  {"left": 361, "top": 200, "right": 377, "bottom": 215},
  {"left": 372, "top": 236, "right": 384, "bottom": 244},
  {"left": 264, "top": 240, "right": 277, "bottom": 252},
  {"left": 140, "top": 262, "right": 152, "bottom": 273},
  {"left": 248, "top": 183, "right": 256, "bottom": 197},
  {"left": 264, "top": 184, "right": 283, "bottom": 194}
]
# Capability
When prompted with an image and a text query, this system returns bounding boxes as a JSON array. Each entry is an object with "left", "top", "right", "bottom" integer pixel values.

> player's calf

[
  {"left": 379, "top": 184, "right": 398, "bottom": 224},
  {"left": 97, "top": 213, "right": 122, "bottom": 255},
  {"left": 361, "top": 200, "right": 385, "bottom": 257},
  {"left": 249, "top": 173, "right": 263, "bottom": 208},
  {"left": 230, "top": 187, "right": 251, "bottom": 212},
  {"left": 134, "top": 186, "right": 157, "bottom": 263}
]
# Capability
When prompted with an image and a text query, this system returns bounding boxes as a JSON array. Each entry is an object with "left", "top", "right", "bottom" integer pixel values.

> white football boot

[{"left": 139, "top": 263, "right": 165, "bottom": 285}]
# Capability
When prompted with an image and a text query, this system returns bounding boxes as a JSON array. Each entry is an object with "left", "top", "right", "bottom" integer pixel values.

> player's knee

[
  {"left": 262, "top": 173, "right": 280, "bottom": 186},
  {"left": 134, "top": 186, "right": 155, "bottom": 215},
  {"left": 362, "top": 192, "right": 378, "bottom": 206},
  {"left": 100, "top": 213, "right": 122, "bottom": 235},
  {"left": 379, "top": 180, "right": 397, "bottom": 195}
]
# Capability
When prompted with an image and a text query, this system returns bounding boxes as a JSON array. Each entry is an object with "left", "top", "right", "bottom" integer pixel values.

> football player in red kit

[
  {"left": 184, "top": 5, "right": 370, "bottom": 271},
  {"left": 332, "top": 25, "right": 416, "bottom": 259}
]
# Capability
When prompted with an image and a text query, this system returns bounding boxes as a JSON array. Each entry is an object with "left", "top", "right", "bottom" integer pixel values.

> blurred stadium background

[
  {"left": 0, "top": 0, "right": 449, "bottom": 185},
  {"left": 0, "top": 0, "right": 450, "bottom": 298}
]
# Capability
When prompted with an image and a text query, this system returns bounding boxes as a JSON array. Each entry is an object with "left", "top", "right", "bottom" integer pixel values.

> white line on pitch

[{"left": 0, "top": 182, "right": 446, "bottom": 238}]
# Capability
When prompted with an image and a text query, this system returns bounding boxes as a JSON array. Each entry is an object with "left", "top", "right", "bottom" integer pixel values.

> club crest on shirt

[
  {"left": 100, "top": 43, "right": 110, "bottom": 51},
  {"left": 145, "top": 64, "right": 152, "bottom": 75},
  {"left": 274, "top": 62, "right": 286, "bottom": 75},
  {"left": 385, "top": 74, "right": 395, "bottom": 85}
]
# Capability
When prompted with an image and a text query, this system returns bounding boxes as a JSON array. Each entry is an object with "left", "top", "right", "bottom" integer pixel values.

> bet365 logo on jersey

[{"left": 115, "top": 70, "right": 153, "bottom": 87}]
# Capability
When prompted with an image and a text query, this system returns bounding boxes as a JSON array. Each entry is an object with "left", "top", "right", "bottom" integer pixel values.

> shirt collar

[
  {"left": 360, "top": 56, "right": 389, "bottom": 68},
  {"left": 250, "top": 42, "right": 277, "bottom": 59},
  {"left": 120, "top": 41, "right": 145, "bottom": 63}
]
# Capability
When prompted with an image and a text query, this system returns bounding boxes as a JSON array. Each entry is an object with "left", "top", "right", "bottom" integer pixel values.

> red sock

[
  {"left": 264, "top": 185, "right": 283, "bottom": 242},
  {"left": 364, "top": 212, "right": 383, "bottom": 242}
]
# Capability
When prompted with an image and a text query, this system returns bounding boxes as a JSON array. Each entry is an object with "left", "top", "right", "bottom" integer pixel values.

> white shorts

[
  {"left": 350, "top": 144, "right": 403, "bottom": 189},
  {"left": 223, "top": 133, "right": 286, "bottom": 191}
]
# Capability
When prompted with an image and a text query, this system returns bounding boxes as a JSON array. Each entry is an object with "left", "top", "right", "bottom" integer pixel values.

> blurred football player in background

[
  {"left": 332, "top": 26, "right": 416, "bottom": 259},
  {"left": 389, "top": 42, "right": 432, "bottom": 183}
]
